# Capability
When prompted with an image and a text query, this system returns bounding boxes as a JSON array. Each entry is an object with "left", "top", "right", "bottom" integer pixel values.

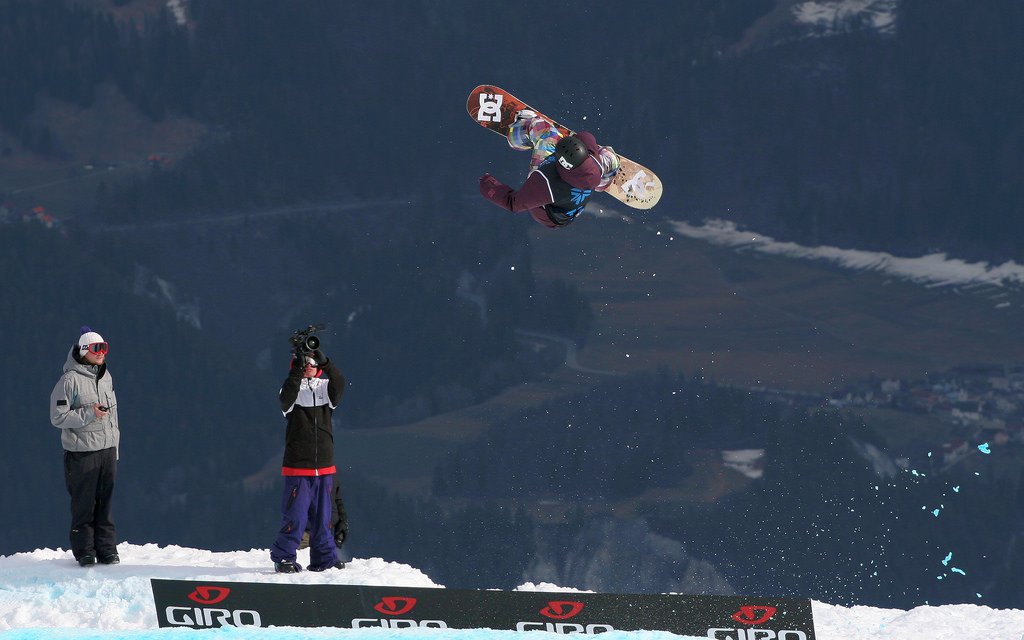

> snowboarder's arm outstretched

[{"left": 479, "top": 172, "right": 554, "bottom": 213}]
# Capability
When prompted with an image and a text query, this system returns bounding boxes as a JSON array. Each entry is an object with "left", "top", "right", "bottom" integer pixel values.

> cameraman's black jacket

[{"left": 279, "top": 359, "right": 345, "bottom": 475}]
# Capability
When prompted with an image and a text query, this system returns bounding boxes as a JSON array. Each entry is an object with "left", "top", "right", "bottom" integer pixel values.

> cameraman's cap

[{"left": 78, "top": 330, "right": 105, "bottom": 350}]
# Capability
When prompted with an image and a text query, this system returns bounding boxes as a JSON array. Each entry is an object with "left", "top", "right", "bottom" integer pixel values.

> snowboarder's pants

[
  {"left": 271, "top": 475, "right": 338, "bottom": 570},
  {"left": 64, "top": 447, "right": 117, "bottom": 560}
]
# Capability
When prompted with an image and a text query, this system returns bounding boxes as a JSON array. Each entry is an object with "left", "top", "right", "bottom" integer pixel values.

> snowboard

[{"left": 467, "top": 85, "right": 663, "bottom": 210}]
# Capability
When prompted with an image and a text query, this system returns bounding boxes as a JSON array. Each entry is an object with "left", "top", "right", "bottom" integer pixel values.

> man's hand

[
  {"left": 312, "top": 349, "right": 328, "bottom": 366},
  {"left": 92, "top": 403, "right": 109, "bottom": 419},
  {"left": 479, "top": 173, "right": 501, "bottom": 198}
]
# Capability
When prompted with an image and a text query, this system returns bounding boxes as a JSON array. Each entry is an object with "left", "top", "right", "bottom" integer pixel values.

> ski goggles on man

[{"left": 82, "top": 342, "right": 109, "bottom": 355}]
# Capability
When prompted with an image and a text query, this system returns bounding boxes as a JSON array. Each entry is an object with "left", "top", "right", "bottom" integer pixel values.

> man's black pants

[{"left": 64, "top": 447, "right": 117, "bottom": 560}]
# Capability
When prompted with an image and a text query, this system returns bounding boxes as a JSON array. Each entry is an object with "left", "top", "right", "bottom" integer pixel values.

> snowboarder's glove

[
  {"left": 334, "top": 528, "right": 347, "bottom": 546},
  {"left": 479, "top": 173, "right": 501, "bottom": 198}
]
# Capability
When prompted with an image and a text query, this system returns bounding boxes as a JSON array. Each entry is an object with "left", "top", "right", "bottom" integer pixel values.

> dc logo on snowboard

[
  {"left": 478, "top": 93, "right": 503, "bottom": 123},
  {"left": 622, "top": 170, "right": 656, "bottom": 199}
]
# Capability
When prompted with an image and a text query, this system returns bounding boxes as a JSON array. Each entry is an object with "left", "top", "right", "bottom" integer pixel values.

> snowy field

[{"left": 1, "top": 543, "right": 1022, "bottom": 639}]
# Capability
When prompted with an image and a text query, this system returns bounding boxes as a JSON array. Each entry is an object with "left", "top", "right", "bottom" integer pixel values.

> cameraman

[{"left": 269, "top": 344, "right": 346, "bottom": 573}]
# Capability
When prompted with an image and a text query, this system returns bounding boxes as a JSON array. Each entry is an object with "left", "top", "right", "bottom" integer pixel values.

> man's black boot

[{"left": 274, "top": 560, "right": 302, "bottom": 573}]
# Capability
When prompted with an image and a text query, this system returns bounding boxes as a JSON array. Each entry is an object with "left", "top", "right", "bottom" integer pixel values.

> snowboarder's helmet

[{"left": 555, "top": 136, "right": 588, "bottom": 170}]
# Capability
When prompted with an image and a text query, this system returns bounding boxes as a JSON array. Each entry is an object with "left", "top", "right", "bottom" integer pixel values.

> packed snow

[{"left": 1, "top": 543, "right": 1022, "bottom": 639}]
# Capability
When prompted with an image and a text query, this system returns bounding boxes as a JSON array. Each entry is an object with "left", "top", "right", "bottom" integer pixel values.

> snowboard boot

[
  {"left": 508, "top": 111, "right": 537, "bottom": 150},
  {"left": 274, "top": 560, "right": 303, "bottom": 574},
  {"left": 595, "top": 146, "right": 621, "bottom": 190},
  {"left": 99, "top": 553, "right": 120, "bottom": 565},
  {"left": 308, "top": 560, "right": 346, "bottom": 572},
  {"left": 78, "top": 555, "right": 97, "bottom": 567}
]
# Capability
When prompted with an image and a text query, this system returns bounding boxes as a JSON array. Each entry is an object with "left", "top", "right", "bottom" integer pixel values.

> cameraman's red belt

[{"left": 281, "top": 466, "right": 337, "bottom": 476}]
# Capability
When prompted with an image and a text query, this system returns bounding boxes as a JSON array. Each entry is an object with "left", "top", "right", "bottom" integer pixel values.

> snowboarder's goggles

[{"left": 82, "top": 342, "right": 109, "bottom": 355}]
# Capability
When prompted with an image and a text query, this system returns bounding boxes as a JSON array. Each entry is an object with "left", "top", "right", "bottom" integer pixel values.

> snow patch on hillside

[
  {"left": 670, "top": 219, "right": 1024, "bottom": 290},
  {"left": 793, "top": 0, "right": 898, "bottom": 35}
]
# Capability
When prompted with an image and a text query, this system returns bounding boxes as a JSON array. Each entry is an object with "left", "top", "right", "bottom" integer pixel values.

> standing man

[
  {"left": 270, "top": 347, "right": 346, "bottom": 573},
  {"left": 49, "top": 327, "right": 120, "bottom": 567}
]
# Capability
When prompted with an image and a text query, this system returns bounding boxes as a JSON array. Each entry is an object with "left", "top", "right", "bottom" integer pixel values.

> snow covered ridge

[
  {"left": 2, "top": 543, "right": 1024, "bottom": 639},
  {"left": 792, "top": 0, "right": 898, "bottom": 36},
  {"left": 671, "top": 219, "right": 1024, "bottom": 291}
]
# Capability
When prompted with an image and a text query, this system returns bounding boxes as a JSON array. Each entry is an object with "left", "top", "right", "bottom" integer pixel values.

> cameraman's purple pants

[{"left": 270, "top": 475, "right": 338, "bottom": 570}]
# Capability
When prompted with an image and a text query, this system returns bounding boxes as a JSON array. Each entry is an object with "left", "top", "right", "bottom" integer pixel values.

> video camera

[{"left": 289, "top": 323, "right": 327, "bottom": 356}]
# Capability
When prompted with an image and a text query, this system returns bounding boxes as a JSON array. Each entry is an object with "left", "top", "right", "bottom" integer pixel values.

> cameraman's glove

[{"left": 313, "top": 349, "right": 329, "bottom": 367}]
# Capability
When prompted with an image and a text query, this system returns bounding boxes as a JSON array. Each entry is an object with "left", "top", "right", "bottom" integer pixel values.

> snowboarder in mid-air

[{"left": 479, "top": 111, "right": 620, "bottom": 228}]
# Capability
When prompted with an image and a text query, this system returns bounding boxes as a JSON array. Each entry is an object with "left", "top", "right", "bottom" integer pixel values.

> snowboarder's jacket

[
  {"left": 279, "top": 359, "right": 345, "bottom": 476},
  {"left": 50, "top": 347, "right": 120, "bottom": 454},
  {"left": 480, "top": 130, "right": 605, "bottom": 228}
]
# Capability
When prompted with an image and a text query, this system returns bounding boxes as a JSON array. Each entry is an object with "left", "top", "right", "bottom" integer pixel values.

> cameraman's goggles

[{"left": 82, "top": 342, "right": 109, "bottom": 355}]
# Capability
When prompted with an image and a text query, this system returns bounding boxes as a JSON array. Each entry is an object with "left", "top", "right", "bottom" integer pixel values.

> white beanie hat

[{"left": 78, "top": 329, "right": 105, "bottom": 350}]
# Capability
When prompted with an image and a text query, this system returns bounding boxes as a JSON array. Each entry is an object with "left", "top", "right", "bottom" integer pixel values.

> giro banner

[{"left": 152, "top": 579, "right": 816, "bottom": 638}]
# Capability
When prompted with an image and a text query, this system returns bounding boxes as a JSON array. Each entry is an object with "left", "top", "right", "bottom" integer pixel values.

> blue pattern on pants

[{"left": 270, "top": 475, "right": 338, "bottom": 569}]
